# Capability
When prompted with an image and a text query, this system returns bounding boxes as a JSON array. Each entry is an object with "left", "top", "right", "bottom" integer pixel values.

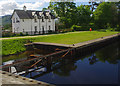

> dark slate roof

[{"left": 12, "top": 9, "right": 55, "bottom": 19}]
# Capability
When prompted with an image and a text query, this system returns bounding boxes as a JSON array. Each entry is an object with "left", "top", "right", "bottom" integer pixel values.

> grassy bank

[{"left": 1, "top": 31, "right": 119, "bottom": 56}]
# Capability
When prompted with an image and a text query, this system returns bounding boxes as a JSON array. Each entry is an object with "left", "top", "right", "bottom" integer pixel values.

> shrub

[
  {"left": 20, "top": 32, "right": 24, "bottom": 36},
  {"left": 71, "top": 25, "right": 95, "bottom": 31},
  {"left": 115, "top": 25, "right": 120, "bottom": 31},
  {"left": 2, "top": 31, "right": 14, "bottom": 37},
  {"left": 98, "top": 29, "right": 106, "bottom": 32},
  {"left": 26, "top": 32, "right": 29, "bottom": 36},
  {"left": 48, "top": 30, "right": 53, "bottom": 34}
]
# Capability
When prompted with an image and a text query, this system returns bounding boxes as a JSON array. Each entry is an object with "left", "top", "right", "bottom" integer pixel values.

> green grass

[{"left": 1, "top": 31, "right": 119, "bottom": 56}]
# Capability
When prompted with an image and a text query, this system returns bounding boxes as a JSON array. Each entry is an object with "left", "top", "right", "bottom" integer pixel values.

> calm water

[{"left": 2, "top": 40, "right": 120, "bottom": 85}]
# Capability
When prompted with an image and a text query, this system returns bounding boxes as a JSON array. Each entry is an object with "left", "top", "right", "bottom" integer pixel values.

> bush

[
  {"left": 2, "top": 31, "right": 15, "bottom": 37},
  {"left": 57, "top": 24, "right": 65, "bottom": 30},
  {"left": 98, "top": 29, "right": 106, "bottom": 32},
  {"left": 71, "top": 25, "right": 95, "bottom": 31},
  {"left": 106, "top": 28, "right": 116, "bottom": 31},
  {"left": 115, "top": 25, "right": 120, "bottom": 31},
  {"left": 20, "top": 32, "right": 24, "bottom": 36},
  {"left": 48, "top": 30, "right": 53, "bottom": 34},
  {"left": 26, "top": 32, "right": 29, "bottom": 36}
]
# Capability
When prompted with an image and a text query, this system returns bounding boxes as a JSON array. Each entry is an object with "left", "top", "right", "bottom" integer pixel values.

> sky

[{"left": 0, "top": 0, "right": 115, "bottom": 16}]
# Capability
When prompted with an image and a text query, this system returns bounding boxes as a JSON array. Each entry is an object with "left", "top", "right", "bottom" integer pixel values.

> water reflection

[
  {"left": 95, "top": 41, "right": 120, "bottom": 64},
  {"left": 2, "top": 40, "right": 120, "bottom": 84}
]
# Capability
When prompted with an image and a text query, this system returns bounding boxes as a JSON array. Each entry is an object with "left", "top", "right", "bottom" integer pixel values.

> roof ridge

[{"left": 14, "top": 9, "right": 55, "bottom": 19}]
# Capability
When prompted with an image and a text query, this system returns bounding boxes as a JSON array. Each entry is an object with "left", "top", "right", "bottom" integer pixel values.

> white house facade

[{"left": 11, "top": 6, "right": 56, "bottom": 35}]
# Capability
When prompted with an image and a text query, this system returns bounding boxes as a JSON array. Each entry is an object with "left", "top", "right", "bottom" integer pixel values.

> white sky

[{"left": 0, "top": 0, "right": 118, "bottom": 16}]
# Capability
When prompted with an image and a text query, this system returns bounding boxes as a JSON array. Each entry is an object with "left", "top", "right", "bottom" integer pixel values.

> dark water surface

[{"left": 2, "top": 40, "right": 120, "bottom": 85}]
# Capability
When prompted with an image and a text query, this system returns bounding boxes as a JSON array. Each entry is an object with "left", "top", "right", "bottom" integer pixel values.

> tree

[
  {"left": 93, "top": 2, "right": 118, "bottom": 29},
  {"left": 3, "top": 24, "right": 12, "bottom": 30},
  {"left": 49, "top": 2, "right": 77, "bottom": 28},
  {"left": 42, "top": 8, "right": 48, "bottom": 11},
  {"left": 76, "top": 5, "right": 92, "bottom": 26},
  {"left": 115, "top": 1, "right": 120, "bottom": 27}
]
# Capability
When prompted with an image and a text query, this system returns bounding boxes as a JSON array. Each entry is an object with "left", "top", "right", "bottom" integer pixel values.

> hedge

[{"left": 71, "top": 25, "right": 95, "bottom": 31}]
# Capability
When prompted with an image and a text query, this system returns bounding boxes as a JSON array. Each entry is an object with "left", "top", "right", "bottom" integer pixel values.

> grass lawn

[{"left": 1, "top": 31, "right": 119, "bottom": 56}]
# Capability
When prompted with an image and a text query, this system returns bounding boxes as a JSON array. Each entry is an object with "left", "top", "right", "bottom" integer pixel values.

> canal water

[{"left": 2, "top": 40, "right": 120, "bottom": 85}]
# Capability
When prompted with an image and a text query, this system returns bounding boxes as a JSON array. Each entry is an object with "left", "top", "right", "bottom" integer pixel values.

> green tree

[
  {"left": 3, "top": 24, "right": 12, "bottom": 30},
  {"left": 76, "top": 5, "right": 92, "bottom": 26},
  {"left": 49, "top": 2, "right": 77, "bottom": 28},
  {"left": 115, "top": 1, "right": 120, "bottom": 28},
  {"left": 42, "top": 8, "right": 48, "bottom": 11},
  {"left": 93, "top": 2, "right": 118, "bottom": 29}
]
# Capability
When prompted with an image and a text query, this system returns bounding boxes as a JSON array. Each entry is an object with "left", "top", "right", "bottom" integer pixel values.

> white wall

[
  {"left": 12, "top": 12, "right": 20, "bottom": 33},
  {"left": 20, "top": 19, "right": 31, "bottom": 33},
  {"left": 12, "top": 12, "right": 55, "bottom": 34}
]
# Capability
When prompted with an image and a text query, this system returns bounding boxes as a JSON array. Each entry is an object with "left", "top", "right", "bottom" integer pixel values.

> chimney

[{"left": 23, "top": 5, "right": 27, "bottom": 11}]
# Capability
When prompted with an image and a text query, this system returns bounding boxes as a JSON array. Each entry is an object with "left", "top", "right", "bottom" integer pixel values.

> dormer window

[
  {"left": 39, "top": 12, "right": 43, "bottom": 16},
  {"left": 32, "top": 12, "right": 35, "bottom": 16},
  {"left": 13, "top": 18, "right": 15, "bottom": 23}
]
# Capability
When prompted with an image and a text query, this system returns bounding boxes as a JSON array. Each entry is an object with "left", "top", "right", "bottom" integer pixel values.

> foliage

[
  {"left": 71, "top": 25, "right": 95, "bottom": 31},
  {"left": 76, "top": 5, "right": 92, "bottom": 26},
  {"left": 3, "top": 24, "right": 12, "bottom": 30},
  {"left": 57, "top": 28, "right": 73, "bottom": 33},
  {"left": 0, "top": 15, "right": 11, "bottom": 26},
  {"left": 42, "top": 8, "right": 48, "bottom": 11},
  {"left": 93, "top": 2, "right": 118, "bottom": 29},
  {"left": 2, "top": 31, "right": 15, "bottom": 37},
  {"left": 20, "top": 32, "right": 24, "bottom": 36},
  {"left": 2, "top": 39, "right": 31, "bottom": 56},
  {"left": 50, "top": 2, "right": 77, "bottom": 28},
  {"left": 115, "top": 1, "right": 120, "bottom": 26},
  {"left": 2, "top": 31, "right": 118, "bottom": 56}
]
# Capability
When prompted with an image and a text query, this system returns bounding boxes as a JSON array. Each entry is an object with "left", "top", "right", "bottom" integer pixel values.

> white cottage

[{"left": 11, "top": 6, "right": 55, "bottom": 35}]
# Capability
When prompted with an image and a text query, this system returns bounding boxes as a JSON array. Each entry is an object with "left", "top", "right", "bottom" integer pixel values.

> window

[
  {"left": 16, "top": 18, "right": 20, "bottom": 23},
  {"left": 34, "top": 19, "right": 37, "bottom": 22},
  {"left": 35, "top": 26, "right": 37, "bottom": 32},
  {"left": 49, "top": 26, "right": 51, "bottom": 30},
  {"left": 13, "top": 18, "right": 15, "bottom": 23},
  {"left": 48, "top": 16, "right": 51, "bottom": 22},
  {"left": 42, "top": 26, "right": 44, "bottom": 34},
  {"left": 42, "top": 17, "right": 44, "bottom": 22},
  {"left": 22, "top": 19, "right": 24, "bottom": 22},
  {"left": 42, "top": 26, "right": 44, "bottom": 29},
  {"left": 23, "top": 29, "right": 24, "bottom": 32}
]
